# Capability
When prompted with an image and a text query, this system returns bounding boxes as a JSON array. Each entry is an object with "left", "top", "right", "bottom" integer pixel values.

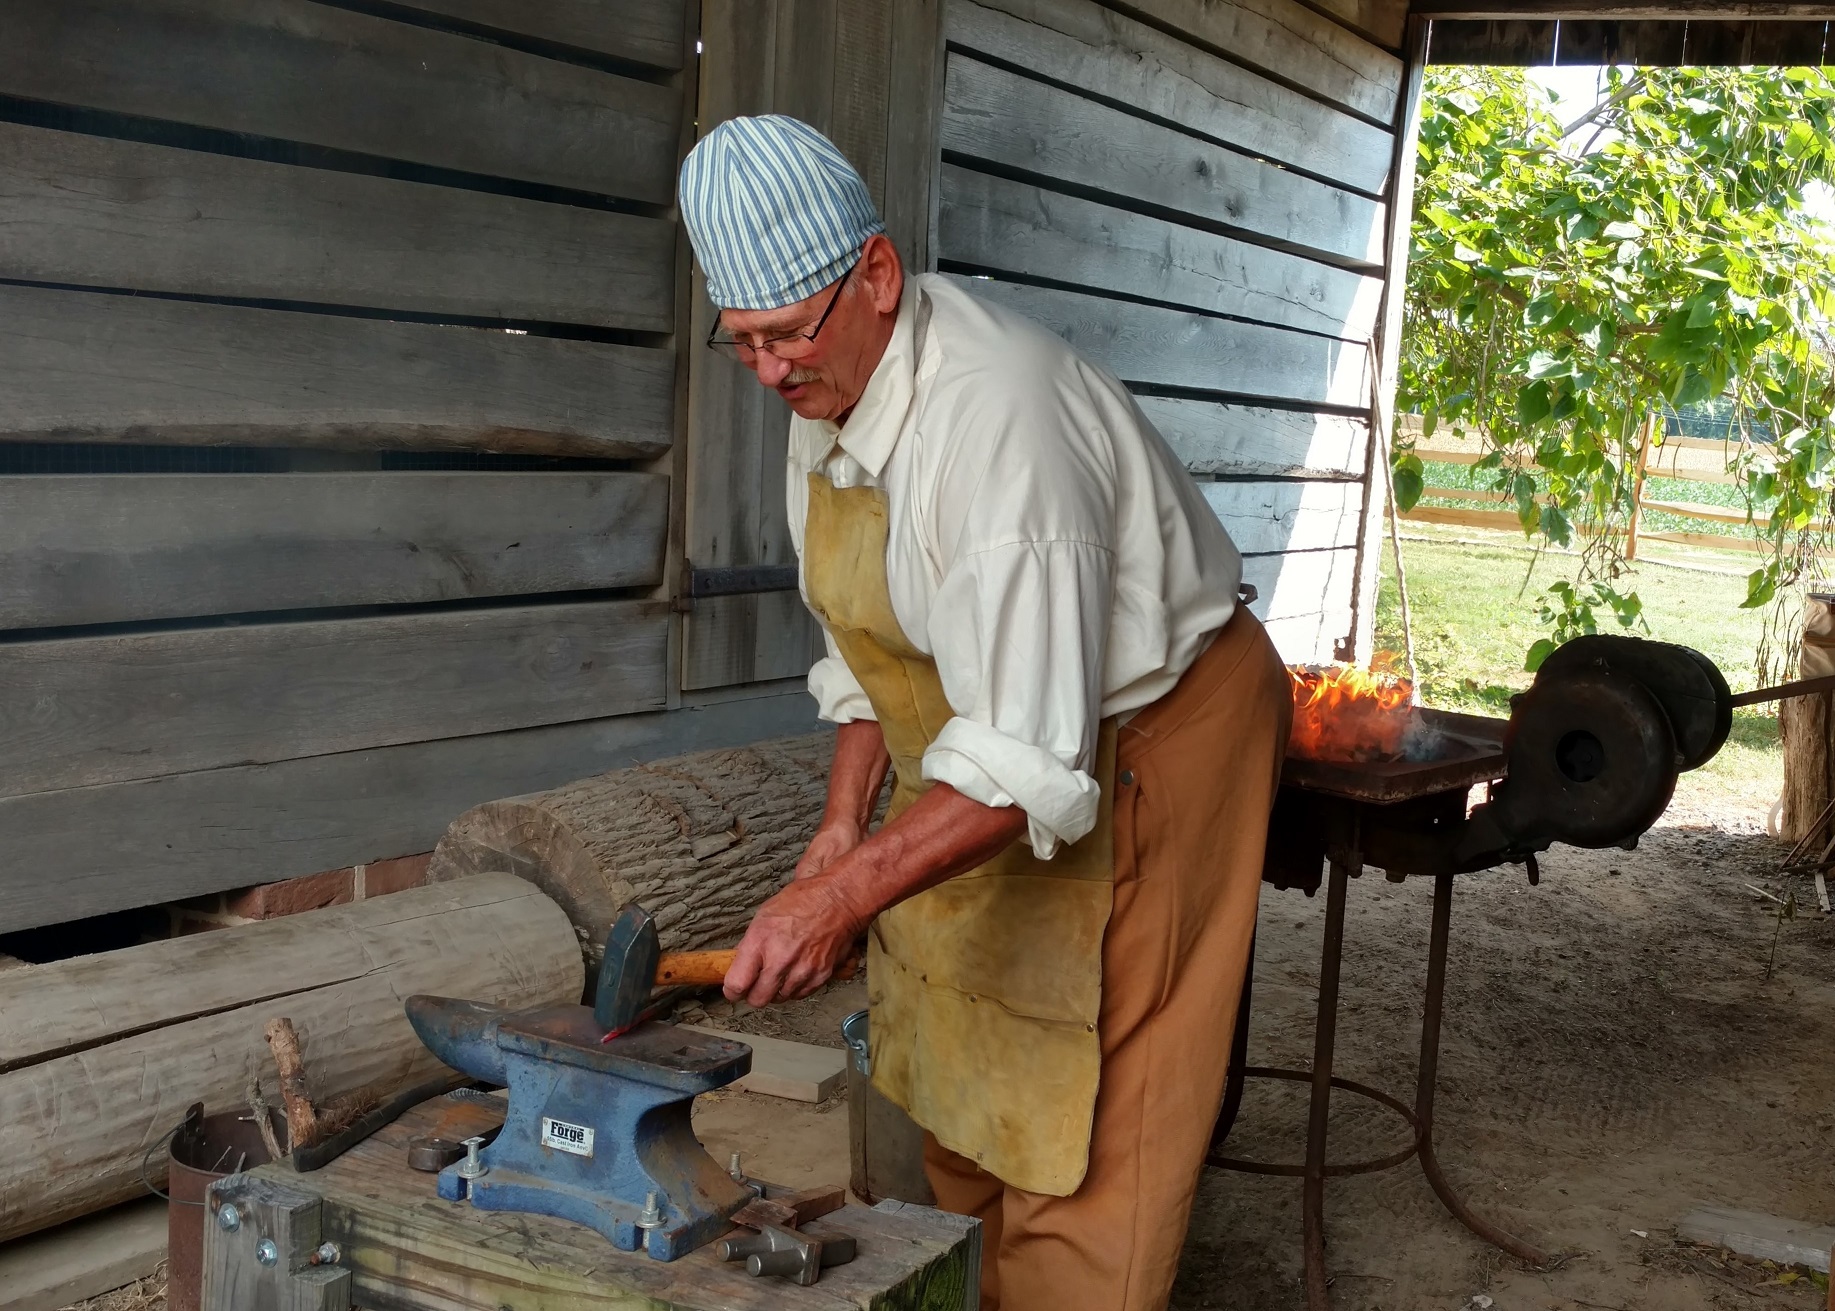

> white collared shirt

[{"left": 787, "top": 275, "right": 1243, "bottom": 857}]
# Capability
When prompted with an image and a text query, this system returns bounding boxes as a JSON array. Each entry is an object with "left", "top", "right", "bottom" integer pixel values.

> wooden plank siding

[
  {"left": 935, "top": 0, "right": 1411, "bottom": 664},
  {"left": 950, "top": 277, "right": 1374, "bottom": 411},
  {"left": 0, "top": 692, "right": 821, "bottom": 937},
  {"left": 1119, "top": 0, "right": 1405, "bottom": 122},
  {"left": 377, "top": 0, "right": 689, "bottom": 69},
  {"left": 0, "top": 601, "right": 669, "bottom": 795},
  {"left": 0, "top": 0, "right": 683, "bottom": 204},
  {"left": 946, "top": 0, "right": 1395, "bottom": 196},
  {"left": 0, "top": 473, "right": 669, "bottom": 630},
  {"left": 0, "top": 283, "right": 675, "bottom": 457},
  {"left": 0, "top": 0, "right": 697, "bottom": 928},
  {"left": 938, "top": 167, "right": 1385, "bottom": 343},
  {"left": 680, "top": 0, "right": 919, "bottom": 690},
  {"left": 942, "top": 56, "right": 1388, "bottom": 271},
  {"left": 0, "top": 123, "right": 674, "bottom": 333}
]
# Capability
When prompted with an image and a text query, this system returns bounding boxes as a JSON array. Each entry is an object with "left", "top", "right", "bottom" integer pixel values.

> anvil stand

[{"left": 1208, "top": 791, "right": 1553, "bottom": 1311}]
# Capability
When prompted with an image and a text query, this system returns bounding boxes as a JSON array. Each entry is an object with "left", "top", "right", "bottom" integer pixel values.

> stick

[
  {"left": 244, "top": 1072, "right": 287, "bottom": 1163},
  {"left": 1817, "top": 873, "right": 1830, "bottom": 914},
  {"left": 262, "top": 1017, "right": 321, "bottom": 1151}
]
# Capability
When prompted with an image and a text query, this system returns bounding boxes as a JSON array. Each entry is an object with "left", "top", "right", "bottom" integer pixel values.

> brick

[
  {"left": 222, "top": 867, "right": 354, "bottom": 920},
  {"left": 359, "top": 852, "right": 433, "bottom": 899}
]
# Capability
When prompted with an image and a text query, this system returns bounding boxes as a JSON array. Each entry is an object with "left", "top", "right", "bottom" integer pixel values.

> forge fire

[{"left": 1286, "top": 665, "right": 1427, "bottom": 763}]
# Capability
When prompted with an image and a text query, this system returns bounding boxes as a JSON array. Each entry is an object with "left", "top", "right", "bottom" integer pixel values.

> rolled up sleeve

[
  {"left": 919, "top": 538, "right": 1113, "bottom": 858},
  {"left": 808, "top": 630, "right": 877, "bottom": 724}
]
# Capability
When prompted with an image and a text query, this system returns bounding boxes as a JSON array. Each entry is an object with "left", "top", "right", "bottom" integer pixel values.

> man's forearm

[
  {"left": 824, "top": 782, "right": 1028, "bottom": 927},
  {"left": 823, "top": 718, "right": 892, "bottom": 833}
]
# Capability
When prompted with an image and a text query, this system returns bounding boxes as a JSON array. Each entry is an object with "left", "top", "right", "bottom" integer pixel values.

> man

[{"left": 678, "top": 115, "right": 1292, "bottom": 1311}]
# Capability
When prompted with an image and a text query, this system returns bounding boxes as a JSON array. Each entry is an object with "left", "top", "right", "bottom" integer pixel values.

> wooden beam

[
  {"left": 377, "top": 0, "right": 688, "bottom": 68},
  {"left": 0, "top": 690, "right": 822, "bottom": 935},
  {"left": 0, "top": 1199, "right": 167, "bottom": 1311},
  {"left": 1123, "top": 0, "right": 1405, "bottom": 122},
  {"left": 938, "top": 167, "right": 1384, "bottom": 342},
  {"left": 947, "top": 0, "right": 1395, "bottom": 195},
  {"left": 0, "top": 123, "right": 675, "bottom": 332},
  {"left": 1201, "top": 480, "right": 1366, "bottom": 555},
  {"left": 0, "top": 283, "right": 674, "bottom": 456},
  {"left": 1242, "top": 547, "right": 1360, "bottom": 664},
  {"left": 949, "top": 277, "right": 1375, "bottom": 410},
  {"left": 1138, "top": 397, "right": 1370, "bottom": 479},
  {"left": 883, "top": 0, "right": 946, "bottom": 272},
  {"left": 942, "top": 55, "right": 1388, "bottom": 270},
  {"left": 0, "top": 472, "right": 669, "bottom": 631},
  {"left": 0, "top": 876, "right": 582, "bottom": 1247},
  {"left": 0, "top": 0, "right": 682, "bottom": 202},
  {"left": 0, "top": 600, "right": 670, "bottom": 794}
]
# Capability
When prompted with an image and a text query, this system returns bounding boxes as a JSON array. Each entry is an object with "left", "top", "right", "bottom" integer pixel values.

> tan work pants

[{"left": 924, "top": 608, "right": 1291, "bottom": 1311}]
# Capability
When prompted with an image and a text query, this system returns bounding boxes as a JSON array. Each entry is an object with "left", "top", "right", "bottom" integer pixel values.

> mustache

[{"left": 780, "top": 368, "right": 822, "bottom": 387}]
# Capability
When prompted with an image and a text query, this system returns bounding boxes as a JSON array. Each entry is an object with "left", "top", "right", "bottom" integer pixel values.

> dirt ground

[{"left": 67, "top": 776, "right": 1833, "bottom": 1311}]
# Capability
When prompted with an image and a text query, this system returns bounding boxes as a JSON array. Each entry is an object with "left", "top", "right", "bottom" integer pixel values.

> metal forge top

[{"left": 1280, "top": 708, "right": 1507, "bottom": 805}]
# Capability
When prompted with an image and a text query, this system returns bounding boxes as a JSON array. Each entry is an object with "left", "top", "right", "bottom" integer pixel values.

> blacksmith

[{"left": 678, "top": 116, "right": 1291, "bottom": 1311}]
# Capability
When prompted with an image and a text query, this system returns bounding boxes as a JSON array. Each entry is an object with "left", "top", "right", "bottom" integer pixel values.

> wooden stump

[
  {"left": 427, "top": 733, "right": 835, "bottom": 960},
  {"left": 0, "top": 874, "right": 581, "bottom": 1244},
  {"left": 1781, "top": 692, "right": 1834, "bottom": 844}
]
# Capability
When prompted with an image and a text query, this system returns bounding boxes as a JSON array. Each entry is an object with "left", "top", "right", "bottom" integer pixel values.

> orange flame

[{"left": 1287, "top": 664, "right": 1417, "bottom": 762}]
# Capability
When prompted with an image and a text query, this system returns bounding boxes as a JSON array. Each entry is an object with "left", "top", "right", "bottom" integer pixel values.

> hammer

[{"left": 593, "top": 904, "right": 857, "bottom": 1039}]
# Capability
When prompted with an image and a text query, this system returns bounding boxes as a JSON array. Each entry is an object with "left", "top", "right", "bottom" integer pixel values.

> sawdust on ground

[{"left": 66, "top": 775, "right": 1833, "bottom": 1311}]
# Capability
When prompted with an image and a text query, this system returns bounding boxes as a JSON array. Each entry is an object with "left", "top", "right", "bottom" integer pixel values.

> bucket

[
  {"left": 840, "top": 1009, "right": 934, "bottom": 1205},
  {"left": 161, "top": 1103, "right": 284, "bottom": 1311}
]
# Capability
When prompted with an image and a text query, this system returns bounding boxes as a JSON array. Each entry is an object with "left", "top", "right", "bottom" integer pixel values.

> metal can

[{"left": 840, "top": 1009, "right": 934, "bottom": 1206}]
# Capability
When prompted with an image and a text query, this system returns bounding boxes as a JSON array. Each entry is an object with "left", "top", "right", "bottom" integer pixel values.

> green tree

[{"left": 1398, "top": 65, "right": 1835, "bottom": 673}]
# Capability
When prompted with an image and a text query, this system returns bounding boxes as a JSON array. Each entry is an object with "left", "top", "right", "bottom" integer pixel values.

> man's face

[{"left": 716, "top": 235, "right": 903, "bottom": 423}]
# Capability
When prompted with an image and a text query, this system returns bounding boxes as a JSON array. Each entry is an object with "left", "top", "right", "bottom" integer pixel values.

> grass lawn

[{"left": 1373, "top": 527, "right": 1782, "bottom": 809}]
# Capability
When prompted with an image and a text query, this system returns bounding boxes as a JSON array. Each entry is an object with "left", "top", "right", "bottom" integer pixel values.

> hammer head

[{"left": 593, "top": 903, "right": 662, "bottom": 1033}]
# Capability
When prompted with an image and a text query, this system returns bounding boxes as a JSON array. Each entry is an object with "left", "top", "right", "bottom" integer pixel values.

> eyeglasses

[{"left": 707, "top": 261, "right": 856, "bottom": 362}]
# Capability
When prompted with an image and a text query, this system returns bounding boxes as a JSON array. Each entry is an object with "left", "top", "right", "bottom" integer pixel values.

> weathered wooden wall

[
  {"left": 931, "top": 0, "right": 1416, "bottom": 663},
  {"left": 0, "top": 0, "right": 831, "bottom": 935},
  {"left": 681, "top": 0, "right": 944, "bottom": 691}
]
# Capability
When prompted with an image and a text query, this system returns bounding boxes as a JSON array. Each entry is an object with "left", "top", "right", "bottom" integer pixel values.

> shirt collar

[{"left": 808, "top": 280, "right": 917, "bottom": 479}]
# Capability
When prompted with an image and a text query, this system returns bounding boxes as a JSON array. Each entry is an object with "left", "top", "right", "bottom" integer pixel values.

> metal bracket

[{"left": 686, "top": 564, "right": 800, "bottom": 600}]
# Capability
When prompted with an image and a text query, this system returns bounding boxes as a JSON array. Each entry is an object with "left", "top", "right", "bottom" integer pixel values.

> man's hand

[
  {"left": 794, "top": 820, "right": 864, "bottom": 880},
  {"left": 724, "top": 874, "right": 866, "bottom": 1007}
]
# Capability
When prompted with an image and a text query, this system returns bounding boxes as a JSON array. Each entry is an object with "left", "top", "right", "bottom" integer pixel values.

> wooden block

[
  {"left": 0, "top": 1197, "right": 166, "bottom": 1311},
  {"left": 204, "top": 1175, "right": 351, "bottom": 1311},
  {"left": 254, "top": 1098, "right": 982, "bottom": 1309},
  {"left": 685, "top": 1026, "right": 848, "bottom": 1103},
  {"left": 1677, "top": 1206, "right": 1835, "bottom": 1273}
]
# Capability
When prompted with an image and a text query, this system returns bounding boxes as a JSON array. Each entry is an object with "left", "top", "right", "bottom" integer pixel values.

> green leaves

[
  {"left": 1404, "top": 64, "right": 1835, "bottom": 672},
  {"left": 1392, "top": 451, "right": 1425, "bottom": 512}
]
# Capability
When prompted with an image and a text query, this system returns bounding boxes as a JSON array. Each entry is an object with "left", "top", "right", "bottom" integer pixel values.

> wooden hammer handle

[{"left": 654, "top": 950, "right": 862, "bottom": 988}]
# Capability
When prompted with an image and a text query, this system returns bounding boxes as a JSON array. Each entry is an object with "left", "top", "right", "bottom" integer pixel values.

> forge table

[
  {"left": 1208, "top": 710, "right": 1552, "bottom": 1311},
  {"left": 199, "top": 1093, "right": 979, "bottom": 1311}
]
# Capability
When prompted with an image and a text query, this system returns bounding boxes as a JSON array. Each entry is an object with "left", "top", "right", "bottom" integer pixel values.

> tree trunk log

[
  {"left": 0, "top": 874, "right": 581, "bottom": 1244},
  {"left": 428, "top": 733, "right": 835, "bottom": 962},
  {"left": 1781, "top": 692, "right": 1835, "bottom": 844}
]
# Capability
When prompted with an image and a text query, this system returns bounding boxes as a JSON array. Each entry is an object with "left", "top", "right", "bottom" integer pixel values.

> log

[
  {"left": 428, "top": 734, "right": 835, "bottom": 960},
  {"left": 0, "top": 874, "right": 582, "bottom": 1245},
  {"left": 1780, "top": 692, "right": 1833, "bottom": 845}
]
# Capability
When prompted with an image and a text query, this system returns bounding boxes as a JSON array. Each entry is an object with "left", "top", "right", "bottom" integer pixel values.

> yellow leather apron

[{"left": 801, "top": 472, "right": 1116, "bottom": 1196}]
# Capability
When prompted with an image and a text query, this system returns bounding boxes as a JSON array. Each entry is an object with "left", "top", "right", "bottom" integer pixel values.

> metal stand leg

[
  {"left": 1303, "top": 850, "right": 1354, "bottom": 1311},
  {"left": 1413, "top": 872, "right": 1550, "bottom": 1266},
  {"left": 1211, "top": 932, "right": 1255, "bottom": 1153}
]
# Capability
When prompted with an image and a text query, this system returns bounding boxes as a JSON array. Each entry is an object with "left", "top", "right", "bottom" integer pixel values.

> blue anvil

[{"left": 404, "top": 995, "right": 754, "bottom": 1260}]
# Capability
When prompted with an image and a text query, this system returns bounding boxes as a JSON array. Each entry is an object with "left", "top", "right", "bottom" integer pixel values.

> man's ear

[{"left": 860, "top": 232, "right": 904, "bottom": 315}]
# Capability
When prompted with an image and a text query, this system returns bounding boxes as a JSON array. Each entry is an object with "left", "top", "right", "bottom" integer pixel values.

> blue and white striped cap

[{"left": 678, "top": 115, "right": 885, "bottom": 311}]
